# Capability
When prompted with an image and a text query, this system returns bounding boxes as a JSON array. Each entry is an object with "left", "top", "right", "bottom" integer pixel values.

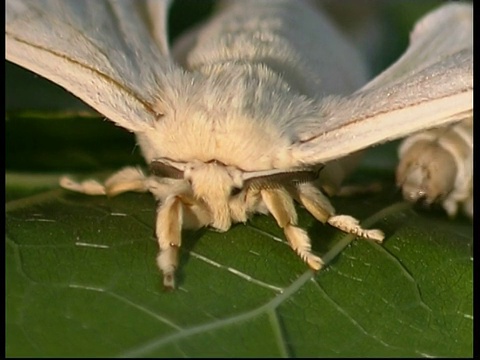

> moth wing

[
  {"left": 6, "top": 0, "right": 174, "bottom": 132},
  {"left": 292, "top": 3, "right": 473, "bottom": 165},
  {"left": 361, "top": 3, "right": 472, "bottom": 91},
  {"left": 145, "top": 0, "right": 172, "bottom": 57}
]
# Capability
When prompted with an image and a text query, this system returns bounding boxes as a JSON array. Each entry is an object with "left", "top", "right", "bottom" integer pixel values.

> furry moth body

[
  {"left": 6, "top": 1, "right": 472, "bottom": 289},
  {"left": 397, "top": 116, "right": 473, "bottom": 218}
]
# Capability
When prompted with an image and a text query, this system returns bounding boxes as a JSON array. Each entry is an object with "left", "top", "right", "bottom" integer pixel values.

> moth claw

[{"left": 307, "top": 255, "right": 324, "bottom": 271}]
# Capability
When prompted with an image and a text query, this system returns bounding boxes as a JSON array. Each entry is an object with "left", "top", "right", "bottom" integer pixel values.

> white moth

[
  {"left": 5, "top": 0, "right": 473, "bottom": 289},
  {"left": 396, "top": 117, "right": 473, "bottom": 218}
]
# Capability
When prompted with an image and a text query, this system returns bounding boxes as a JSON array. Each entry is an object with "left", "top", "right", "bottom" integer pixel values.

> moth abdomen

[{"left": 396, "top": 117, "right": 473, "bottom": 218}]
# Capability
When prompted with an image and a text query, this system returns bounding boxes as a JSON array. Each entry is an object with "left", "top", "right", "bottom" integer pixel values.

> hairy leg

[{"left": 261, "top": 188, "right": 324, "bottom": 270}]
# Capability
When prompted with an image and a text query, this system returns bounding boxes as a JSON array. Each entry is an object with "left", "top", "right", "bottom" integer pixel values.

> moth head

[
  {"left": 151, "top": 159, "right": 243, "bottom": 231},
  {"left": 150, "top": 158, "right": 323, "bottom": 230},
  {"left": 396, "top": 140, "right": 457, "bottom": 205}
]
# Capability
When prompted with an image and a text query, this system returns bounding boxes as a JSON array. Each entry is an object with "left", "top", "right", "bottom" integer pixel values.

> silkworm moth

[
  {"left": 396, "top": 116, "right": 473, "bottom": 218},
  {"left": 5, "top": 0, "right": 473, "bottom": 289}
]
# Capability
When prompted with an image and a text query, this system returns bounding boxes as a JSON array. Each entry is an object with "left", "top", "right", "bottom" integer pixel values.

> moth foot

[
  {"left": 59, "top": 176, "right": 106, "bottom": 195},
  {"left": 306, "top": 254, "right": 324, "bottom": 271},
  {"left": 156, "top": 242, "right": 180, "bottom": 290},
  {"left": 284, "top": 225, "right": 324, "bottom": 270},
  {"left": 328, "top": 215, "right": 384, "bottom": 242},
  {"left": 162, "top": 271, "right": 176, "bottom": 291}
]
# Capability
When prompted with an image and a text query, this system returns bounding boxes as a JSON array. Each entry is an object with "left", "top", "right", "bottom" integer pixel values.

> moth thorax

[
  {"left": 396, "top": 140, "right": 457, "bottom": 204},
  {"left": 187, "top": 163, "right": 240, "bottom": 231}
]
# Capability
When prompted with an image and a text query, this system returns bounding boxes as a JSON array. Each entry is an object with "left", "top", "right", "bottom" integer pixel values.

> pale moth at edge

[{"left": 5, "top": 0, "right": 473, "bottom": 289}]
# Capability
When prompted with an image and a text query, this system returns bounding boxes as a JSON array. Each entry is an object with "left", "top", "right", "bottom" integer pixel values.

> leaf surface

[{"left": 6, "top": 116, "right": 472, "bottom": 357}]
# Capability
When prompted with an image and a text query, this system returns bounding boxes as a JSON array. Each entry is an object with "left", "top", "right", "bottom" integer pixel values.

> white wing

[
  {"left": 291, "top": 3, "right": 473, "bottom": 165},
  {"left": 6, "top": 0, "right": 174, "bottom": 132}
]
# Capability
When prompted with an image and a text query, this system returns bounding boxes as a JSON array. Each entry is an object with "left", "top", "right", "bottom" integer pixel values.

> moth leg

[
  {"left": 59, "top": 166, "right": 148, "bottom": 196},
  {"left": 155, "top": 194, "right": 210, "bottom": 290},
  {"left": 59, "top": 176, "right": 106, "bottom": 195},
  {"left": 327, "top": 215, "right": 384, "bottom": 242},
  {"left": 297, "top": 183, "right": 384, "bottom": 243},
  {"left": 261, "top": 188, "right": 324, "bottom": 270},
  {"left": 156, "top": 195, "right": 184, "bottom": 290},
  {"left": 104, "top": 167, "right": 149, "bottom": 196},
  {"left": 296, "top": 183, "right": 335, "bottom": 224}
]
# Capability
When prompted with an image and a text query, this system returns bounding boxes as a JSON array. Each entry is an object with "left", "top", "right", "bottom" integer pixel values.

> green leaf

[{"left": 6, "top": 116, "right": 472, "bottom": 357}]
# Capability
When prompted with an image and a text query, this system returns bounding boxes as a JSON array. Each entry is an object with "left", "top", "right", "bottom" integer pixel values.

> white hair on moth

[{"left": 397, "top": 117, "right": 473, "bottom": 218}]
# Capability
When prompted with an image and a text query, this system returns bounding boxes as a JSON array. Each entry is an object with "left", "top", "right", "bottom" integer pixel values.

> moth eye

[
  {"left": 150, "top": 160, "right": 184, "bottom": 179},
  {"left": 230, "top": 186, "right": 243, "bottom": 197}
]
